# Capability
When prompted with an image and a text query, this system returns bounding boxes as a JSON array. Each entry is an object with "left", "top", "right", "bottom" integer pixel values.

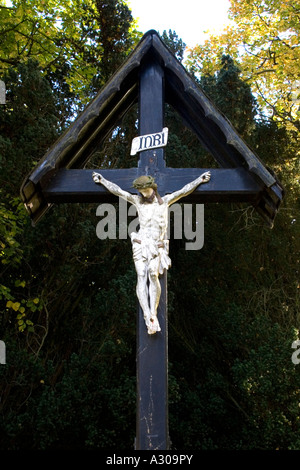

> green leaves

[
  {"left": 0, "top": 188, "right": 42, "bottom": 332},
  {"left": 0, "top": 0, "right": 137, "bottom": 105},
  {"left": 5, "top": 297, "right": 41, "bottom": 332},
  {"left": 0, "top": 195, "right": 25, "bottom": 268},
  {"left": 186, "top": 0, "right": 300, "bottom": 132}
]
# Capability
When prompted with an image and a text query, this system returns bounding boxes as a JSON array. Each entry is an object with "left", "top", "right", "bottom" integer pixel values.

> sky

[
  {"left": 4, "top": 0, "right": 232, "bottom": 49},
  {"left": 127, "top": 0, "right": 232, "bottom": 49}
]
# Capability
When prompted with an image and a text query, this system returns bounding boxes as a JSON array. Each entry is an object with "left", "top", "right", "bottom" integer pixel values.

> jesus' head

[{"left": 132, "top": 175, "right": 163, "bottom": 204}]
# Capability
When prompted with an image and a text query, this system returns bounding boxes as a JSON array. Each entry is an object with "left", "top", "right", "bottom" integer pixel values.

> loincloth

[{"left": 130, "top": 232, "right": 171, "bottom": 274}]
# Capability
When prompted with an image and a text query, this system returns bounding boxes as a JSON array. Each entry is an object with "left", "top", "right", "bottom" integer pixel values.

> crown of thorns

[{"left": 132, "top": 175, "right": 157, "bottom": 190}]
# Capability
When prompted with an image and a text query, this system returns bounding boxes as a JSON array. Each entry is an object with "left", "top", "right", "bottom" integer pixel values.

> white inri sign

[{"left": 130, "top": 127, "right": 168, "bottom": 155}]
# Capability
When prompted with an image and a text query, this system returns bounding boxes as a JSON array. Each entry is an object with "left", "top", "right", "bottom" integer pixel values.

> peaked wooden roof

[{"left": 20, "top": 30, "right": 284, "bottom": 226}]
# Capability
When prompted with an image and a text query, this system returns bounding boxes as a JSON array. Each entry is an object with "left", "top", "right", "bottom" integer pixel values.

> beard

[{"left": 141, "top": 190, "right": 156, "bottom": 204}]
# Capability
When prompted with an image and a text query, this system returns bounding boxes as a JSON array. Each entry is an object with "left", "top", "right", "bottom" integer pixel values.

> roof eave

[{"left": 20, "top": 30, "right": 284, "bottom": 226}]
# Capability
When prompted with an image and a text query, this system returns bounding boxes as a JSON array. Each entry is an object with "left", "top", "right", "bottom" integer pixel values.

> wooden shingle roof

[{"left": 20, "top": 30, "right": 284, "bottom": 226}]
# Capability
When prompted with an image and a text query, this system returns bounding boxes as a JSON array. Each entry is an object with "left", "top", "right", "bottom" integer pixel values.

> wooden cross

[{"left": 20, "top": 31, "right": 283, "bottom": 451}]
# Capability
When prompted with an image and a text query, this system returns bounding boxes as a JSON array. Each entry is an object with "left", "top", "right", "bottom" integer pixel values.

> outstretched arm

[
  {"left": 92, "top": 172, "right": 137, "bottom": 204},
  {"left": 164, "top": 171, "right": 211, "bottom": 206}
]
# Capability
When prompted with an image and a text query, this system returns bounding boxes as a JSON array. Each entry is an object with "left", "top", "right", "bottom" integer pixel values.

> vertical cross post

[{"left": 135, "top": 60, "right": 169, "bottom": 450}]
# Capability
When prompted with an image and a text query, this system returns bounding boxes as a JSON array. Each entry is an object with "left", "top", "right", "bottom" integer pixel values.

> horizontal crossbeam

[{"left": 42, "top": 167, "right": 262, "bottom": 205}]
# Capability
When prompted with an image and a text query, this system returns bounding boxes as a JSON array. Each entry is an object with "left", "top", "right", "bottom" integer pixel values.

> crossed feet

[{"left": 144, "top": 315, "right": 161, "bottom": 335}]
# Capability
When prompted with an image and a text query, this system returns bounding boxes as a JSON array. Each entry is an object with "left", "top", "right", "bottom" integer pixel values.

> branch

[
  {"left": 0, "top": 57, "right": 20, "bottom": 66},
  {"left": 0, "top": 19, "right": 28, "bottom": 37},
  {"left": 254, "top": 80, "right": 300, "bottom": 132}
]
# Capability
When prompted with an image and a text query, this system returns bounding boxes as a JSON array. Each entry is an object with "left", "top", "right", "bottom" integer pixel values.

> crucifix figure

[{"left": 92, "top": 170, "right": 211, "bottom": 334}]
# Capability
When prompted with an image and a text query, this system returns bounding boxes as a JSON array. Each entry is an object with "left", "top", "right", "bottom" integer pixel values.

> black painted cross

[{"left": 21, "top": 31, "right": 283, "bottom": 450}]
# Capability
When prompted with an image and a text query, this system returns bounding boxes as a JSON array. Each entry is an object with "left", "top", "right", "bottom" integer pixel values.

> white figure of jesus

[{"left": 93, "top": 171, "right": 211, "bottom": 334}]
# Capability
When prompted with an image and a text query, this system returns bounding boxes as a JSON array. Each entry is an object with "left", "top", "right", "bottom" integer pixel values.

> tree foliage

[
  {"left": 186, "top": 0, "right": 300, "bottom": 132},
  {"left": 0, "top": 0, "right": 140, "bottom": 107}
]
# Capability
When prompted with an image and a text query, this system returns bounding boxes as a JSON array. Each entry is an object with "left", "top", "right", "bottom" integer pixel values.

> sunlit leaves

[
  {"left": 186, "top": 0, "right": 300, "bottom": 131},
  {"left": 6, "top": 297, "right": 40, "bottom": 331},
  {"left": 0, "top": 0, "right": 137, "bottom": 104}
]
